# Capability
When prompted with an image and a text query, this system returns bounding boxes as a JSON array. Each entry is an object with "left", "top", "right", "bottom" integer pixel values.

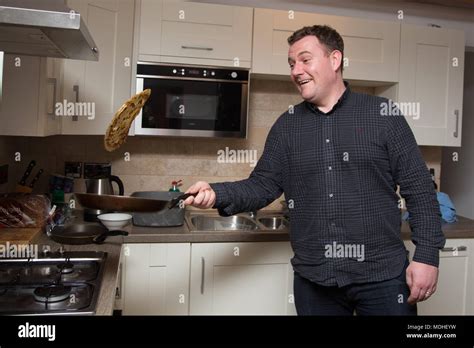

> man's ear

[{"left": 331, "top": 50, "right": 343, "bottom": 72}]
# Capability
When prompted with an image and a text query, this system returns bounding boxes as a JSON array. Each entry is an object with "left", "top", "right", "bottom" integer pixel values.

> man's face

[{"left": 288, "top": 35, "right": 340, "bottom": 105}]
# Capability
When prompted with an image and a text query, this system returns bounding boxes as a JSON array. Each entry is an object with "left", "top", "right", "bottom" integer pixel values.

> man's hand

[
  {"left": 406, "top": 261, "right": 439, "bottom": 305},
  {"left": 184, "top": 181, "right": 216, "bottom": 209}
]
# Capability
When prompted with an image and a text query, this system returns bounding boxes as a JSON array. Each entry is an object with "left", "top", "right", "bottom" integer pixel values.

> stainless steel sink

[
  {"left": 187, "top": 214, "right": 259, "bottom": 232},
  {"left": 257, "top": 216, "right": 289, "bottom": 230}
]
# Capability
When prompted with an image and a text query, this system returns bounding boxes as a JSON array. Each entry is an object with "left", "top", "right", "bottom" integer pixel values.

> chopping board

[{"left": 0, "top": 227, "right": 43, "bottom": 245}]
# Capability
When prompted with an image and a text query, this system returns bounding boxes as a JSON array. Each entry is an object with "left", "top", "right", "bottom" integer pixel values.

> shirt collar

[{"left": 305, "top": 80, "right": 351, "bottom": 115}]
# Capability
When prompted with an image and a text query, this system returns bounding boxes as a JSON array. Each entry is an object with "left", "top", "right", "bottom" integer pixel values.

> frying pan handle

[
  {"left": 168, "top": 192, "right": 197, "bottom": 209},
  {"left": 93, "top": 230, "right": 128, "bottom": 244}
]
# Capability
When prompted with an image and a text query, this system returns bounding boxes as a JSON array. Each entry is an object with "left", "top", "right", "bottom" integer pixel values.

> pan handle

[
  {"left": 93, "top": 230, "right": 129, "bottom": 244},
  {"left": 168, "top": 192, "right": 197, "bottom": 209}
]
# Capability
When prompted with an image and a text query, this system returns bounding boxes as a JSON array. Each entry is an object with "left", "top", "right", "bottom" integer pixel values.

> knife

[
  {"left": 18, "top": 160, "right": 36, "bottom": 186},
  {"left": 29, "top": 169, "right": 44, "bottom": 188}
]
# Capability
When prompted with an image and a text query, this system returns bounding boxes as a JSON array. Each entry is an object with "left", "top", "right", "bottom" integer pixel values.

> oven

[{"left": 135, "top": 62, "right": 249, "bottom": 138}]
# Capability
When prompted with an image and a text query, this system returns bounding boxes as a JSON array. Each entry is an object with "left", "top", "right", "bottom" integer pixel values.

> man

[{"left": 184, "top": 25, "right": 445, "bottom": 315}]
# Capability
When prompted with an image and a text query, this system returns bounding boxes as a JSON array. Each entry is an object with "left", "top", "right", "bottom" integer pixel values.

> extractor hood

[{"left": 0, "top": 0, "right": 99, "bottom": 61}]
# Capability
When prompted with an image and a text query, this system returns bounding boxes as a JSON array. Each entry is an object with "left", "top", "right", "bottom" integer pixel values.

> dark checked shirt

[{"left": 210, "top": 82, "right": 446, "bottom": 287}]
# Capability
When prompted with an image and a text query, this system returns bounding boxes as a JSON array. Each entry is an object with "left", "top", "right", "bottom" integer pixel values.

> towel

[{"left": 402, "top": 192, "right": 457, "bottom": 223}]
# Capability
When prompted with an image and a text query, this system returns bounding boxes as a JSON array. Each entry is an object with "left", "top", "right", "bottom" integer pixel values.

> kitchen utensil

[
  {"left": 131, "top": 191, "right": 185, "bottom": 227},
  {"left": 97, "top": 213, "right": 132, "bottom": 230},
  {"left": 104, "top": 89, "right": 151, "bottom": 152},
  {"left": 15, "top": 160, "right": 36, "bottom": 192},
  {"left": 74, "top": 192, "right": 196, "bottom": 213},
  {"left": 28, "top": 169, "right": 43, "bottom": 188},
  {"left": 49, "top": 223, "right": 128, "bottom": 245}
]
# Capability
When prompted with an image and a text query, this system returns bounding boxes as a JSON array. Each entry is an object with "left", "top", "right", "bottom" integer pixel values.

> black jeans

[{"left": 293, "top": 260, "right": 417, "bottom": 316}]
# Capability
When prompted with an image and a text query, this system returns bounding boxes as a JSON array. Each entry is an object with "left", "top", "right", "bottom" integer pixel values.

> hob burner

[{"left": 33, "top": 284, "right": 72, "bottom": 303}]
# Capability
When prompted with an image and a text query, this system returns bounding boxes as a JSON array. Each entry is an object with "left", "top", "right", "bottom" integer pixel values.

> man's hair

[{"left": 287, "top": 25, "right": 344, "bottom": 72}]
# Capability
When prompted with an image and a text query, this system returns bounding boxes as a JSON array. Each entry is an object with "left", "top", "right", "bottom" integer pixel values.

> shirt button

[
  {"left": 328, "top": 166, "right": 332, "bottom": 170},
  {"left": 326, "top": 139, "right": 330, "bottom": 143},
  {"left": 330, "top": 222, "right": 336, "bottom": 227},
  {"left": 329, "top": 193, "right": 333, "bottom": 198}
]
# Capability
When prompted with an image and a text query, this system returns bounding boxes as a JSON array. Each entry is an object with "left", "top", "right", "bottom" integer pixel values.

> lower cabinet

[
  {"left": 121, "top": 243, "right": 191, "bottom": 315},
  {"left": 190, "top": 242, "right": 296, "bottom": 315},
  {"left": 404, "top": 239, "right": 474, "bottom": 315},
  {"left": 120, "top": 242, "right": 296, "bottom": 315}
]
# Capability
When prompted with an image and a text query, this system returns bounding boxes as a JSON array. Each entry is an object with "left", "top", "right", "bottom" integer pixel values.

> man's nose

[{"left": 291, "top": 62, "right": 303, "bottom": 77}]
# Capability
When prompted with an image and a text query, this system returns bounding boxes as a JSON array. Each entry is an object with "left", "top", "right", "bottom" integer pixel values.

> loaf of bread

[{"left": 0, "top": 194, "right": 51, "bottom": 228}]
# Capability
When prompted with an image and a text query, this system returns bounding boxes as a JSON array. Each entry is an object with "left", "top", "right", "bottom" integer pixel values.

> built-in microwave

[{"left": 135, "top": 62, "right": 249, "bottom": 138}]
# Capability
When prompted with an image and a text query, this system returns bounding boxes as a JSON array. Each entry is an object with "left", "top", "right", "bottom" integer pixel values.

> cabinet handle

[
  {"left": 47, "top": 78, "right": 57, "bottom": 116},
  {"left": 181, "top": 45, "right": 214, "bottom": 51},
  {"left": 200, "top": 257, "right": 205, "bottom": 294},
  {"left": 115, "top": 262, "right": 122, "bottom": 300},
  {"left": 441, "top": 246, "right": 467, "bottom": 252},
  {"left": 0, "top": 51, "right": 3, "bottom": 106},
  {"left": 72, "top": 85, "right": 79, "bottom": 121},
  {"left": 453, "top": 109, "right": 459, "bottom": 138}
]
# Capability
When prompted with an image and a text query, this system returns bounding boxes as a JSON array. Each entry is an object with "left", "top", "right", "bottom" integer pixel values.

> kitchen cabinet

[
  {"left": 190, "top": 242, "right": 296, "bottom": 315},
  {"left": 404, "top": 239, "right": 474, "bottom": 315},
  {"left": 120, "top": 241, "right": 296, "bottom": 315},
  {"left": 399, "top": 24, "right": 465, "bottom": 146},
  {"left": 138, "top": 0, "right": 253, "bottom": 68},
  {"left": 252, "top": 8, "right": 400, "bottom": 82},
  {"left": 60, "top": 0, "right": 135, "bottom": 135},
  {"left": 0, "top": 55, "right": 61, "bottom": 136},
  {"left": 121, "top": 243, "right": 191, "bottom": 315}
]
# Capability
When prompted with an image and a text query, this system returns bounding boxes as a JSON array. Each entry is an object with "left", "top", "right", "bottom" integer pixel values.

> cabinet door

[
  {"left": 139, "top": 0, "right": 253, "bottom": 67},
  {"left": 190, "top": 242, "right": 296, "bottom": 315},
  {"left": 61, "top": 0, "right": 134, "bottom": 135},
  {"left": 122, "top": 243, "right": 191, "bottom": 315},
  {"left": 252, "top": 9, "right": 400, "bottom": 82},
  {"left": 0, "top": 55, "right": 40, "bottom": 136},
  {"left": 404, "top": 239, "right": 472, "bottom": 315},
  {"left": 399, "top": 24, "right": 465, "bottom": 146}
]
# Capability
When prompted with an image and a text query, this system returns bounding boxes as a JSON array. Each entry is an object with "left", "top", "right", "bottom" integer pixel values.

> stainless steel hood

[{"left": 0, "top": 0, "right": 99, "bottom": 61}]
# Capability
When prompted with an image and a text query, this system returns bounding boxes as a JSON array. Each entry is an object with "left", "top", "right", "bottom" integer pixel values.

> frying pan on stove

[{"left": 49, "top": 223, "right": 128, "bottom": 245}]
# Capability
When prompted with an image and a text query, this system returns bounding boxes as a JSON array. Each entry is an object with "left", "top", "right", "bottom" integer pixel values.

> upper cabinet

[
  {"left": 399, "top": 24, "right": 465, "bottom": 147},
  {"left": 138, "top": 0, "right": 253, "bottom": 68},
  {"left": 252, "top": 9, "right": 400, "bottom": 82},
  {"left": 60, "top": 0, "right": 135, "bottom": 135},
  {"left": 0, "top": 55, "right": 61, "bottom": 136}
]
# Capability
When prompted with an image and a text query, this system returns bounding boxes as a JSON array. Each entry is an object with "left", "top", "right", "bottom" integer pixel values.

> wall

[{"left": 0, "top": 79, "right": 442, "bottom": 210}]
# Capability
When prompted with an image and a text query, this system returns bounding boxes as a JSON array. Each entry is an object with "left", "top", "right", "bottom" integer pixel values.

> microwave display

[{"left": 135, "top": 63, "right": 249, "bottom": 138}]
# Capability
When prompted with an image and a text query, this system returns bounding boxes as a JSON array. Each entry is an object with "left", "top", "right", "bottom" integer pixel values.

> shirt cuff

[
  {"left": 412, "top": 245, "right": 440, "bottom": 267},
  {"left": 209, "top": 182, "right": 232, "bottom": 216}
]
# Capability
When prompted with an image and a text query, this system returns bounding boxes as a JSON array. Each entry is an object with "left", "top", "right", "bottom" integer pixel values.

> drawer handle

[
  {"left": 453, "top": 109, "right": 459, "bottom": 138},
  {"left": 441, "top": 246, "right": 467, "bottom": 252},
  {"left": 181, "top": 45, "right": 213, "bottom": 51},
  {"left": 200, "top": 257, "right": 205, "bottom": 294}
]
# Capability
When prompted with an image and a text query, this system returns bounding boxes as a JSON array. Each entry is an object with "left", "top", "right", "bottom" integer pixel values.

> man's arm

[
  {"left": 386, "top": 110, "right": 446, "bottom": 303},
  {"left": 185, "top": 118, "right": 285, "bottom": 215}
]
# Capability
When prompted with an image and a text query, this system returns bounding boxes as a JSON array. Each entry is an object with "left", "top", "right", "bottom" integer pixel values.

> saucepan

[{"left": 74, "top": 192, "right": 196, "bottom": 212}]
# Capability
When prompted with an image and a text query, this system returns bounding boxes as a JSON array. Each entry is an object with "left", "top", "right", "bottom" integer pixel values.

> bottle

[{"left": 169, "top": 180, "right": 182, "bottom": 192}]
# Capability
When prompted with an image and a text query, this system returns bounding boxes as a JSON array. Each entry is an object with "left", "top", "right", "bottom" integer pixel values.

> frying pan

[
  {"left": 49, "top": 223, "right": 128, "bottom": 245},
  {"left": 74, "top": 192, "right": 196, "bottom": 212}
]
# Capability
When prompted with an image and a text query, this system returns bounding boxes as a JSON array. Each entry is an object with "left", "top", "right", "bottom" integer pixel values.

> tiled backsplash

[{"left": 0, "top": 79, "right": 441, "bottom": 210}]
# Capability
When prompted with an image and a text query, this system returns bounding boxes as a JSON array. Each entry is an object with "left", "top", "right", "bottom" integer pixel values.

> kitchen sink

[
  {"left": 187, "top": 214, "right": 259, "bottom": 232},
  {"left": 257, "top": 216, "right": 289, "bottom": 230},
  {"left": 186, "top": 212, "right": 290, "bottom": 232}
]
